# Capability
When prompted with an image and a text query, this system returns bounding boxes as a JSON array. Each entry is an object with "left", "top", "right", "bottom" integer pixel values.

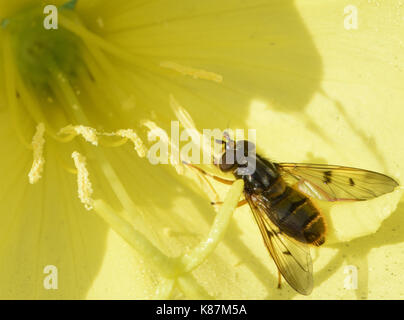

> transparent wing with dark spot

[
  {"left": 246, "top": 193, "right": 313, "bottom": 295},
  {"left": 278, "top": 163, "right": 399, "bottom": 201}
]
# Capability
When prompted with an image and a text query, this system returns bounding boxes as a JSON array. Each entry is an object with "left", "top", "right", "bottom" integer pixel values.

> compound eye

[{"left": 219, "top": 153, "right": 236, "bottom": 172}]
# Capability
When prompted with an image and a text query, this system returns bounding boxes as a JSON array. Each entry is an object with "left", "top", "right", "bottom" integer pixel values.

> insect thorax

[{"left": 235, "top": 155, "right": 280, "bottom": 193}]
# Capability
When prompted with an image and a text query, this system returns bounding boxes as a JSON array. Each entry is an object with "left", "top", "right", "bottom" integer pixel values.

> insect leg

[
  {"left": 211, "top": 199, "right": 248, "bottom": 207},
  {"left": 277, "top": 270, "right": 282, "bottom": 289},
  {"left": 183, "top": 162, "right": 235, "bottom": 185},
  {"left": 194, "top": 166, "right": 221, "bottom": 203}
]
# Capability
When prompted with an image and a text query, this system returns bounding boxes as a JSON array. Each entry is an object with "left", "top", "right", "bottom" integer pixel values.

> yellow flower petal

[
  {"left": 0, "top": 0, "right": 402, "bottom": 300},
  {"left": 0, "top": 120, "right": 109, "bottom": 298}
]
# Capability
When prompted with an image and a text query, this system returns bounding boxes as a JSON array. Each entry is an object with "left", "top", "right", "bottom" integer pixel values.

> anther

[
  {"left": 71, "top": 151, "right": 94, "bottom": 210},
  {"left": 28, "top": 123, "right": 46, "bottom": 184}
]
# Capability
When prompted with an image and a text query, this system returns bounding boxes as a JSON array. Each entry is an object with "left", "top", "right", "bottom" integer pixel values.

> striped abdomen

[{"left": 264, "top": 181, "right": 326, "bottom": 246}]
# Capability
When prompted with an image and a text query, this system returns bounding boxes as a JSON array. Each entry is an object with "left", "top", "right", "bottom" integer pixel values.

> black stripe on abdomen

[
  {"left": 269, "top": 186, "right": 307, "bottom": 223},
  {"left": 270, "top": 186, "right": 324, "bottom": 244}
]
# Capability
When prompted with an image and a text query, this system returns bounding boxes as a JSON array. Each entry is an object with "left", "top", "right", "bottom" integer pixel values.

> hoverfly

[{"left": 187, "top": 133, "right": 399, "bottom": 295}]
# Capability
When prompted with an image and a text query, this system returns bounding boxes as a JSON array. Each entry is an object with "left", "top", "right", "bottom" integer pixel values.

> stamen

[
  {"left": 169, "top": 94, "right": 196, "bottom": 129},
  {"left": 59, "top": 125, "right": 99, "bottom": 146},
  {"left": 160, "top": 61, "right": 223, "bottom": 83},
  {"left": 98, "top": 136, "right": 129, "bottom": 148},
  {"left": 16, "top": 77, "right": 72, "bottom": 143},
  {"left": 116, "top": 129, "right": 147, "bottom": 157},
  {"left": 58, "top": 14, "right": 142, "bottom": 66},
  {"left": 170, "top": 94, "right": 218, "bottom": 159},
  {"left": 71, "top": 151, "right": 94, "bottom": 210},
  {"left": 28, "top": 123, "right": 46, "bottom": 184},
  {"left": 143, "top": 120, "right": 184, "bottom": 174},
  {"left": 51, "top": 65, "right": 151, "bottom": 228}
]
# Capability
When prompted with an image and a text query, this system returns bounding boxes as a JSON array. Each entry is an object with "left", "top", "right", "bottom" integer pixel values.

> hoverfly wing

[
  {"left": 278, "top": 163, "right": 399, "bottom": 202},
  {"left": 246, "top": 193, "right": 313, "bottom": 295}
]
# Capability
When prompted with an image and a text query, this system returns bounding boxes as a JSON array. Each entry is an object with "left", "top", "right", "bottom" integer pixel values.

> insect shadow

[{"left": 97, "top": 0, "right": 399, "bottom": 299}]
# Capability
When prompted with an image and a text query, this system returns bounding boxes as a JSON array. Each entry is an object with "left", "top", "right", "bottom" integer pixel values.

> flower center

[
  {"left": 6, "top": 5, "right": 81, "bottom": 91},
  {"left": 2, "top": 2, "right": 149, "bottom": 199}
]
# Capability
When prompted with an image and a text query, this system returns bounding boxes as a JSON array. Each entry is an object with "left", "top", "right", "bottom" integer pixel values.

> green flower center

[{"left": 5, "top": 5, "right": 81, "bottom": 89}]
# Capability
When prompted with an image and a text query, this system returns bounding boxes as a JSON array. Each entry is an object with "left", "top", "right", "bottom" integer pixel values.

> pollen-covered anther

[
  {"left": 59, "top": 125, "right": 99, "bottom": 146},
  {"left": 71, "top": 151, "right": 94, "bottom": 211},
  {"left": 160, "top": 61, "right": 223, "bottom": 83},
  {"left": 28, "top": 123, "right": 46, "bottom": 184},
  {"left": 143, "top": 120, "right": 184, "bottom": 175},
  {"left": 169, "top": 94, "right": 216, "bottom": 159},
  {"left": 169, "top": 95, "right": 196, "bottom": 129},
  {"left": 115, "top": 129, "right": 147, "bottom": 157}
]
